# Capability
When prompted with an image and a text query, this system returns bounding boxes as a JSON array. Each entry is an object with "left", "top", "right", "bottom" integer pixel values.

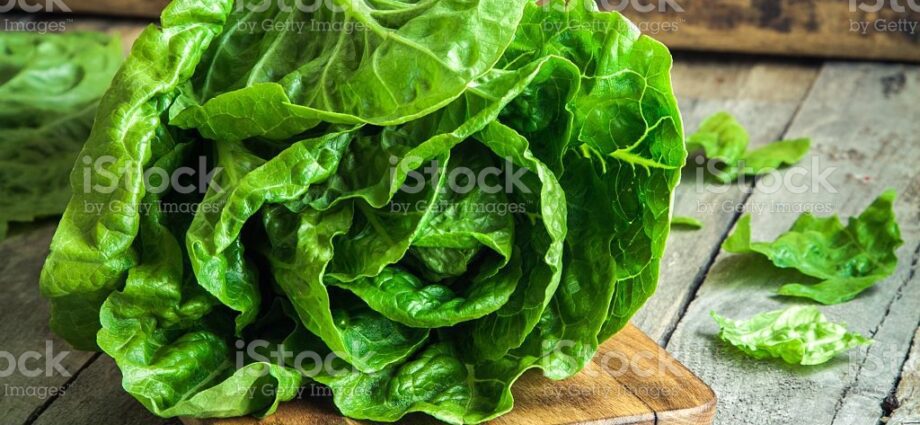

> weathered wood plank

[
  {"left": 13, "top": 0, "right": 168, "bottom": 18},
  {"left": 631, "top": 57, "right": 820, "bottom": 344},
  {"left": 888, "top": 325, "right": 920, "bottom": 424},
  {"left": 31, "top": 355, "right": 179, "bottom": 425},
  {"left": 616, "top": 0, "right": 920, "bottom": 62},
  {"left": 0, "top": 223, "right": 98, "bottom": 425},
  {"left": 26, "top": 0, "right": 920, "bottom": 62},
  {"left": 664, "top": 62, "right": 920, "bottom": 425}
]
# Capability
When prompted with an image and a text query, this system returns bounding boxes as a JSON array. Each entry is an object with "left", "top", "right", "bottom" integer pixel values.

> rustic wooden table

[{"left": 1, "top": 17, "right": 918, "bottom": 425}]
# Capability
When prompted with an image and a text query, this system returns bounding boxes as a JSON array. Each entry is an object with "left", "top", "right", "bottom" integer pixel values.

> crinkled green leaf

[
  {"left": 687, "top": 112, "right": 810, "bottom": 183},
  {"left": 172, "top": 0, "right": 528, "bottom": 140},
  {"left": 264, "top": 202, "right": 429, "bottom": 373},
  {"left": 41, "top": 0, "right": 232, "bottom": 350},
  {"left": 723, "top": 190, "right": 902, "bottom": 304},
  {"left": 711, "top": 306, "right": 871, "bottom": 365},
  {"left": 97, "top": 136, "right": 301, "bottom": 419}
]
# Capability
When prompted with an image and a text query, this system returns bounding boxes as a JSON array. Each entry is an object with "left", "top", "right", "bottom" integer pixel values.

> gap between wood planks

[
  {"left": 663, "top": 62, "right": 920, "bottom": 425},
  {"left": 656, "top": 63, "right": 823, "bottom": 346},
  {"left": 830, "top": 241, "right": 919, "bottom": 424},
  {"left": 22, "top": 353, "right": 102, "bottom": 425},
  {"left": 876, "top": 243, "right": 920, "bottom": 424}
]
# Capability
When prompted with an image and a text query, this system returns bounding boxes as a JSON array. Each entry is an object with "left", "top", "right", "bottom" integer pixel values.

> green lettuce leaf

[
  {"left": 711, "top": 306, "right": 871, "bottom": 365},
  {"left": 172, "top": 0, "right": 528, "bottom": 140},
  {"left": 723, "top": 190, "right": 902, "bottom": 304},
  {"left": 687, "top": 112, "right": 810, "bottom": 183},
  {"left": 40, "top": 0, "right": 232, "bottom": 350},
  {"left": 0, "top": 32, "right": 122, "bottom": 239},
  {"left": 671, "top": 215, "right": 703, "bottom": 230}
]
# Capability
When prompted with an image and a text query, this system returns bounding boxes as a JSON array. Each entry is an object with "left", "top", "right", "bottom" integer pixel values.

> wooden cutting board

[{"left": 181, "top": 325, "right": 715, "bottom": 425}]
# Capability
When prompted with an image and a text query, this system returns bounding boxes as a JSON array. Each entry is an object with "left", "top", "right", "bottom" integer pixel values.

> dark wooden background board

[
  {"left": 616, "top": 0, "right": 920, "bottom": 62},
  {"left": 180, "top": 325, "right": 716, "bottom": 425},
  {"left": 33, "top": 0, "right": 920, "bottom": 62},
  {"left": 1, "top": 8, "right": 919, "bottom": 425}
]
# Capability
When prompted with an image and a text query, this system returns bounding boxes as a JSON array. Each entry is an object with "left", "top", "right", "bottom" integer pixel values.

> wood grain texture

[
  {"left": 889, "top": 326, "right": 920, "bottom": 424},
  {"left": 40, "top": 0, "right": 169, "bottom": 18},
  {"left": 664, "top": 62, "right": 920, "bottom": 425},
  {"left": 631, "top": 57, "right": 820, "bottom": 344},
  {"left": 0, "top": 223, "right": 96, "bottom": 424},
  {"left": 615, "top": 0, "right": 920, "bottom": 62},
  {"left": 30, "top": 355, "right": 180, "bottom": 425},
  {"left": 182, "top": 325, "right": 715, "bottom": 425},
  {"left": 24, "top": 0, "right": 920, "bottom": 61}
]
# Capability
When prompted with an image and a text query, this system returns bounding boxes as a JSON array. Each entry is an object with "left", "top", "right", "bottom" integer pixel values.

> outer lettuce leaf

[
  {"left": 494, "top": 0, "right": 685, "bottom": 378},
  {"left": 97, "top": 139, "right": 301, "bottom": 418},
  {"left": 723, "top": 190, "right": 902, "bottom": 304},
  {"left": 687, "top": 112, "right": 810, "bottom": 183},
  {"left": 314, "top": 342, "right": 536, "bottom": 424},
  {"left": 40, "top": 0, "right": 233, "bottom": 350},
  {"left": 711, "top": 306, "right": 871, "bottom": 365},
  {"left": 172, "top": 0, "right": 528, "bottom": 140}
]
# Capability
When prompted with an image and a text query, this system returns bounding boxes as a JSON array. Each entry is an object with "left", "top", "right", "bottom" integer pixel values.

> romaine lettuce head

[{"left": 39, "top": 0, "right": 685, "bottom": 423}]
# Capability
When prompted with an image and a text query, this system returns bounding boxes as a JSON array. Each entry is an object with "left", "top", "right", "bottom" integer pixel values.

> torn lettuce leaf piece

[
  {"left": 687, "top": 112, "right": 810, "bottom": 183},
  {"left": 711, "top": 306, "right": 871, "bottom": 365},
  {"left": 723, "top": 190, "right": 902, "bottom": 304},
  {"left": 671, "top": 215, "right": 703, "bottom": 230}
]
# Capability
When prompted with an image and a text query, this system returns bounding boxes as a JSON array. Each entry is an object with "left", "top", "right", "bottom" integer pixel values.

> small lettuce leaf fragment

[
  {"left": 711, "top": 306, "right": 871, "bottom": 365},
  {"left": 671, "top": 215, "right": 703, "bottom": 230},
  {"left": 723, "top": 190, "right": 902, "bottom": 304},
  {"left": 741, "top": 138, "right": 811, "bottom": 175},
  {"left": 687, "top": 112, "right": 810, "bottom": 183}
]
